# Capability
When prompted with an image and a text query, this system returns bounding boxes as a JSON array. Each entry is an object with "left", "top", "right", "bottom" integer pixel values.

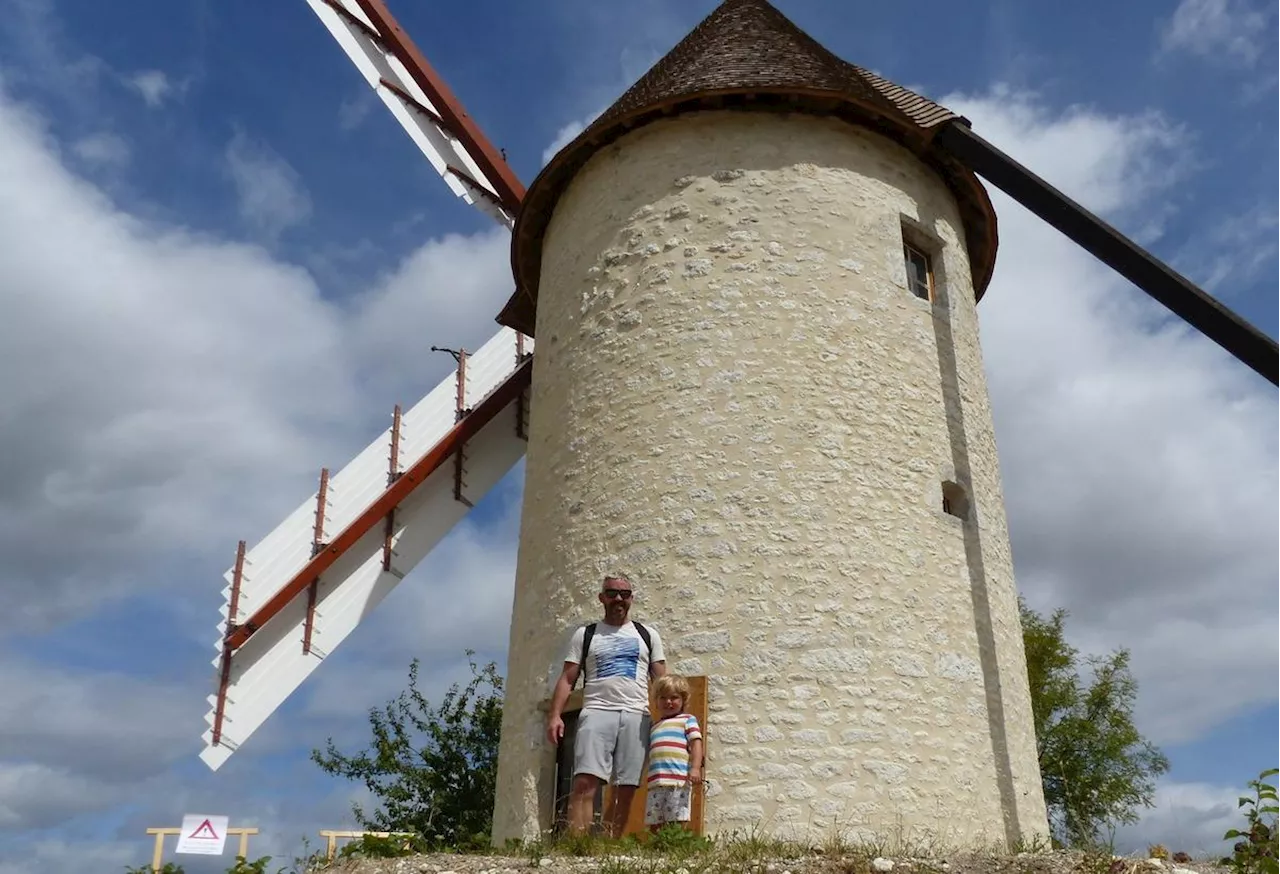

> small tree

[
  {"left": 312, "top": 650, "right": 503, "bottom": 849},
  {"left": 1020, "top": 598, "right": 1170, "bottom": 847}
]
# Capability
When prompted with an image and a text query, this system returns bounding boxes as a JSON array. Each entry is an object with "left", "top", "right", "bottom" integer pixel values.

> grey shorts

[{"left": 573, "top": 708, "right": 651, "bottom": 786}]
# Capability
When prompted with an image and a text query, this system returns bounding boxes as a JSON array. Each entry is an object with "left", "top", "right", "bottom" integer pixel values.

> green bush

[
  {"left": 1223, "top": 768, "right": 1278, "bottom": 874},
  {"left": 312, "top": 652, "right": 502, "bottom": 850}
]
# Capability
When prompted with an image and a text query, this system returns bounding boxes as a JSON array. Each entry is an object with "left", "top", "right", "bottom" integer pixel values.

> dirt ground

[{"left": 328, "top": 850, "right": 1229, "bottom": 874}]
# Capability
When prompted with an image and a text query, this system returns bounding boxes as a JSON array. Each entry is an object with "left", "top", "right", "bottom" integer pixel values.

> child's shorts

[{"left": 644, "top": 783, "right": 692, "bottom": 825}]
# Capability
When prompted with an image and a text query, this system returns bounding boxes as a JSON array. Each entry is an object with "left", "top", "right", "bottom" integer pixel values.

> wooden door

[{"left": 603, "top": 675, "right": 708, "bottom": 837}]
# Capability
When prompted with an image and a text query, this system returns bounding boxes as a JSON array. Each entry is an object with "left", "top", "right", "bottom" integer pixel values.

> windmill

[{"left": 201, "top": 0, "right": 1278, "bottom": 847}]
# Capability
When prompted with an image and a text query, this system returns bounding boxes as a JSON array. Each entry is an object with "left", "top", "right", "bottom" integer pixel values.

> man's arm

[
  {"left": 545, "top": 661, "right": 580, "bottom": 745},
  {"left": 648, "top": 627, "right": 667, "bottom": 678}
]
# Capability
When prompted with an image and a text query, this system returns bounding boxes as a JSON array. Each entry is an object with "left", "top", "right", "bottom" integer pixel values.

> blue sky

[{"left": 0, "top": 0, "right": 1275, "bottom": 870}]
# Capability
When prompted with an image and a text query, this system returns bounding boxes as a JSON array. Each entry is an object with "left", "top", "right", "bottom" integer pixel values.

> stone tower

[{"left": 492, "top": 0, "right": 1049, "bottom": 848}]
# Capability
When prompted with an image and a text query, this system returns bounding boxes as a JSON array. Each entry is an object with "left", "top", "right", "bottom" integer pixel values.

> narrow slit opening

[{"left": 942, "top": 480, "right": 969, "bottom": 519}]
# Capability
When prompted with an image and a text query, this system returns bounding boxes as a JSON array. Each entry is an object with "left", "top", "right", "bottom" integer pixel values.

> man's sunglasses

[{"left": 602, "top": 589, "right": 633, "bottom": 600}]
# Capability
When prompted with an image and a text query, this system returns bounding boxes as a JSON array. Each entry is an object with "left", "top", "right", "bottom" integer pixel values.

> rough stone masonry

[{"left": 492, "top": 110, "right": 1049, "bottom": 848}]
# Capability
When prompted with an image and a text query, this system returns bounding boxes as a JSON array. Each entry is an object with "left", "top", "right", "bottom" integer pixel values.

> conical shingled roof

[
  {"left": 594, "top": 0, "right": 959, "bottom": 135},
  {"left": 499, "top": 0, "right": 997, "bottom": 337}
]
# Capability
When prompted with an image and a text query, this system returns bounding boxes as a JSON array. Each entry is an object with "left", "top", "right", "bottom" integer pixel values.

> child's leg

[
  {"left": 643, "top": 785, "right": 665, "bottom": 835},
  {"left": 677, "top": 784, "right": 694, "bottom": 831}
]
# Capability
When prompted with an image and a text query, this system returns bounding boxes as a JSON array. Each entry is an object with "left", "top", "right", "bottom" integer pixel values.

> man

[{"left": 546, "top": 573, "right": 666, "bottom": 836}]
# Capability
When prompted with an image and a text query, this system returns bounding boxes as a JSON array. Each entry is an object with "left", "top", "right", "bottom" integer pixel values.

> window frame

[{"left": 903, "top": 241, "right": 935, "bottom": 303}]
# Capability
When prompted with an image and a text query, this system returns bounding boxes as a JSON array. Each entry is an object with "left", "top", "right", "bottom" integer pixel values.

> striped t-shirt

[{"left": 646, "top": 714, "right": 702, "bottom": 787}]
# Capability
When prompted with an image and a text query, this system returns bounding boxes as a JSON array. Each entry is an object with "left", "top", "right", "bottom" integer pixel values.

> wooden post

[
  {"left": 317, "top": 830, "right": 416, "bottom": 860},
  {"left": 146, "top": 828, "right": 172, "bottom": 873}
]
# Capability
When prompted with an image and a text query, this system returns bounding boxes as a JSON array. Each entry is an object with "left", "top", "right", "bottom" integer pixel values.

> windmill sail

[
  {"left": 304, "top": 0, "right": 522, "bottom": 227},
  {"left": 195, "top": 0, "right": 539, "bottom": 771},
  {"left": 201, "top": 329, "right": 532, "bottom": 770}
]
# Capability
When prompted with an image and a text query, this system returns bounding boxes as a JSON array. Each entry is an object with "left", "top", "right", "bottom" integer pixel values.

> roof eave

[{"left": 500, "top": 90, "right": 997, "bottom": 338}]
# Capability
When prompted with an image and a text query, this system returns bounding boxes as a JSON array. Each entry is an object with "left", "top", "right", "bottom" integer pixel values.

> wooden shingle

[{"left": 501, "top": 0, "right": 996, "bottom": 336}]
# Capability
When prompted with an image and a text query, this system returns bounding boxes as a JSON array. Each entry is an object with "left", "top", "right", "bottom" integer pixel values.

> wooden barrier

[
  {"left": 144, "top": 827, "right": 258, "bottom": 872},
  {"left": 317, "top": 830, "right": 416, "bottom": 860}
]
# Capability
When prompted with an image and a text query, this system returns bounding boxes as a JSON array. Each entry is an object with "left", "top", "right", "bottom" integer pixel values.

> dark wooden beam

[{"left": 935, "top": 121, "right": 1278, "bottom": 387}]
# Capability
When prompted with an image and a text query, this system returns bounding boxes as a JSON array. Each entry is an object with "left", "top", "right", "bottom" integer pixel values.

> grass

[
  {"left": 125, "top": 830, "right": 1234, "bottom": 874},
  {"left": 124, "top": 766, "right": 1280, "bottom": 873},
  {"left": 485, "top": 823, "right": 1061, "bottom": 874}
]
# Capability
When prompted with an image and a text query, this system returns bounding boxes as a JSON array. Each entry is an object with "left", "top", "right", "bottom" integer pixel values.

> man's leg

[
  {"left": 607, "top": 709, "right": 652, "bottom": 838},
  {"left": 605, "top": 785, "right": 638, "bottom": 838},
  {"left": 569, "top": 710, "right": 617, "bottom": 834},
  {"left": 568, "top": 773, "right": 601, "bottom": 834}
]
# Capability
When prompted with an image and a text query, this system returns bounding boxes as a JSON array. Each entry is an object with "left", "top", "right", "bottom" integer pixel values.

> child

[{"left": 644, "top": 674, "right": 704, "bottom": 832}]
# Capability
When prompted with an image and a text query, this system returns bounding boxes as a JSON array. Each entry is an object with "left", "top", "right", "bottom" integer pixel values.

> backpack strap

[
  {"left": 633, "top": 622, "right": 655, "bottom": 678},
  {"left": 575, "top": 621, "right": 655, "bottom": 688},
  {"left": 575, "top": 623, "right": 597, "bottom": 690}
]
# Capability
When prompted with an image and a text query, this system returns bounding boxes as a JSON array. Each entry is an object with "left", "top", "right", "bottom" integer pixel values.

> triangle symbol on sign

[{"left": 188, "top": 818, "right": 220, "bottom": 840}]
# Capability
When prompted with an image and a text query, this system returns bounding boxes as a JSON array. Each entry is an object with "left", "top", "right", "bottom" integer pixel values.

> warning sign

[{"left": 175, "top": 814, "right": 229, "bottom": 855}]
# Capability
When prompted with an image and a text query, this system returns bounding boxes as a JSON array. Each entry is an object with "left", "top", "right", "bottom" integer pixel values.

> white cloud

[
  {"left": 338, "top": 89, "right": 377, "bottom": 132},
  {"left": 0, "top": 74, "right": 521, "bottom": 870},
  {"left": 70, "top": 130, "right": 129, "bottom": 167},
  {"left": 1113, "top": 779, "right": 1250, "bottom": 857},
  {"left": 0, "top": 90, "right": 357, "bottom": 634},
  {"left": 346, "top": 227, "right": 515, "bottom": 402},
  {"left": 1159, "top": 0, "right": 1274, "bottom": 66},
  {"left": 1180, "top": 204, "right": 1279, "bottom": 297},
  {"left": 541, "top": 117, "right": 589, "bottom": 165},
  {"left": 0, "top": 11, "right": 1276, "bottom": 864},
  {"left": 0, "top": 659, "right": 199, "bottom": 781},
  {"left": 0, "top": 0, "right": 108, "bottom": 106},
  {"left": 0, "top": 763, "right": 120, "bottom": 830},
  {"left": 126, "top": 69, "right": 181, "bottom": 108},
  {"left": 0, "top": 79, "right": 516, "bottom": 642},
  {"left": 224, "top": 130, "right": 314, "bottom": 239},
  {"left": 943, "top": 87, "right": 1278, "bottom": 745},
  {"left": 0, "top": 839, "right": 138, "bottom": 874},
  {"left": 535, "top": 50, "right": 658, "bottom": 166}
]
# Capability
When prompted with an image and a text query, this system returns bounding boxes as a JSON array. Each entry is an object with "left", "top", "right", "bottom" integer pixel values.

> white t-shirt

[{"left": 564, "top": 621, "right": 665, "bottom": 712}]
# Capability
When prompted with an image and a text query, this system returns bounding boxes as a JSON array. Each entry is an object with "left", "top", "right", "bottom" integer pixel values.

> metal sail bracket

[
  {"left": 431, "top": 346, "right": 475, "bottom": 506},
  {"left": 515, "top": 333, "right": 530, "bottom": 440},
  {"left": 302, "top": 468, "right": 331, "bottom": 656},
  {"left": 382, "top": 404, "right": 403, "bottom": 573},
  {"left": 210, "top": 540, "right": 247, "bottom": 748}
]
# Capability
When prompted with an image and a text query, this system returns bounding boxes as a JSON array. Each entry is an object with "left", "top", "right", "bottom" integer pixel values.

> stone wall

[{"left": 491, "top": 110, "right": 1049, "bottom": 848}]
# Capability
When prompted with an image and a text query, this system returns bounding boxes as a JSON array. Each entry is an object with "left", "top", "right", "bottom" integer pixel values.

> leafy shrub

[{"left": 1223, "top": 768, "right": 1278, "bottom": 874}]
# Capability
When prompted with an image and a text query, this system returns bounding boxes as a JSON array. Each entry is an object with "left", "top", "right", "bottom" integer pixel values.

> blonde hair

[{"left": 652, "top": 674, "right": 691, "bottom": 707}]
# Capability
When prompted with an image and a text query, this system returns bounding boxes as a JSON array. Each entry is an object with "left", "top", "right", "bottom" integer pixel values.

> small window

[
  {"left": 942, "top": 481, "right": 968, "bottom": 519},
  {"left": 904, "top": 243, "right": 933, "bottom": 301}
]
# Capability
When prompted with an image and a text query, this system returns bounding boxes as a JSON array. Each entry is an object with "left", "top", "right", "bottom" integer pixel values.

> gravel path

[{"left": 327, "top": 850, "right": 1229, "bottom": 874}]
